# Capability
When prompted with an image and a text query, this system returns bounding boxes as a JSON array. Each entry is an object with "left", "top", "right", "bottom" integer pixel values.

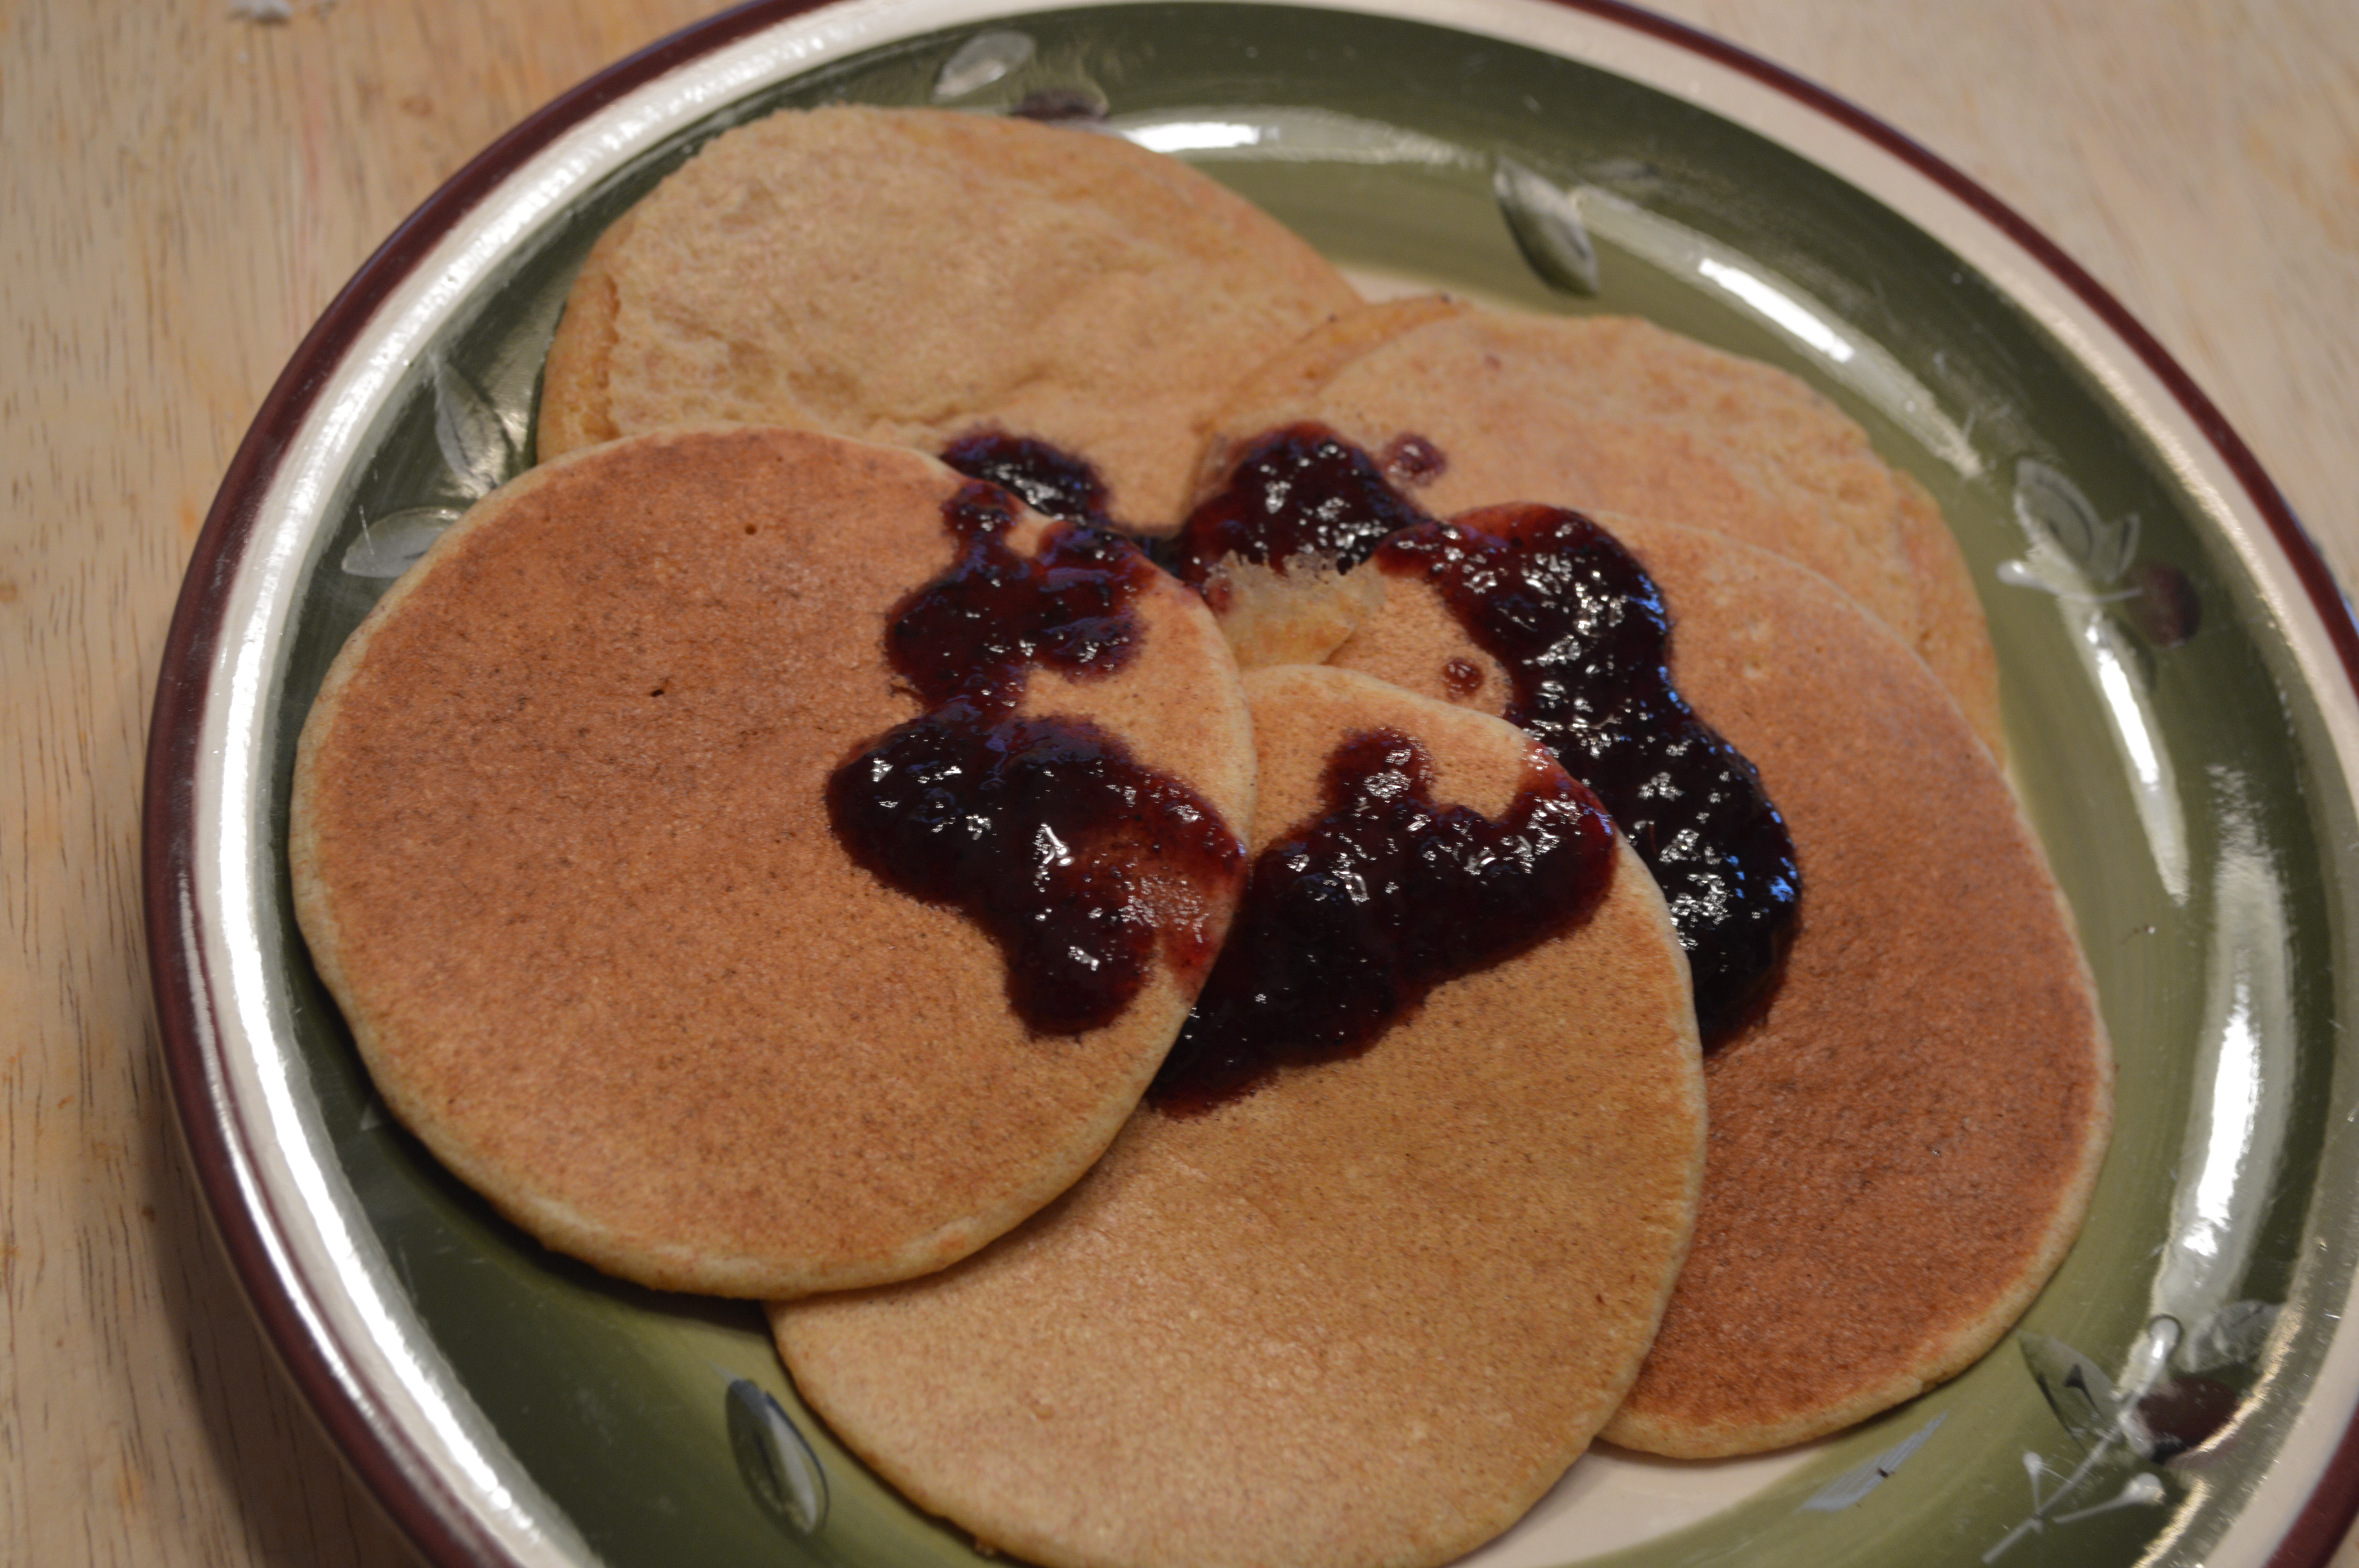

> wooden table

[{"left": 4, "top": 0, "right": 2352, "bottom": 1561}]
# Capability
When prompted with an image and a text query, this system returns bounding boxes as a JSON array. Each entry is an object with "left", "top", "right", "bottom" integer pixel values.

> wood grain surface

[{"left": 1, "top": 0, "right": 2351, "bottom": 1564}]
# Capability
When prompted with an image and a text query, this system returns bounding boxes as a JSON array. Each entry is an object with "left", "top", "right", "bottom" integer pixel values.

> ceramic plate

[{"left": 144, "top": 2, "right": 2359, "bottom": 1565}]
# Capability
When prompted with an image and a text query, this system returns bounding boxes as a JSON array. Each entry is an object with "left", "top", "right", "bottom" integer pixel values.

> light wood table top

[{"left": 4, "top": 0, "right": 2352, "bottom": 1562}]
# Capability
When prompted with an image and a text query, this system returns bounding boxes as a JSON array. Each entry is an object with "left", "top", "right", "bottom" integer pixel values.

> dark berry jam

[
  {"left": 1170, "top": 423, "right": 1440, "bottom": 584},
  {"left": 1150, "top": 728, "right": 1616, "bottom": 1114},
  {"left": 941, "top": 432, "right": 1116, "bottom": 532},
  {"left": 829, "top": 707, "right": 1239, "bottom": 1034},
  {"left": 2131, "top": 1375, "right": 2240, "bottom": 1462},
  {"left": 1010, "top": 88, "right": 1109, "bottom": 123},
  {"left": 1381, "top": 433, "right": 1447, "bottom": 487},
  {"left": 886, "top": 481, "right": 1142, "bottom": 711},
  {"left": 2125, "top": 561, "right": 2201, "bottom": 649},
  {"left": 829, "top": 480, "right": 1244, "bottom": 1034},
  {"left": 1376, "top": 507, "right": 1798, "bottom": 1040}
]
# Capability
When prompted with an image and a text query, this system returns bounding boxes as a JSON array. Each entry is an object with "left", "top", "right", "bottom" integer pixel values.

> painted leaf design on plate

[
  {"left": 2020, "top": 1331, "right": 2122, "bottom": 1448},
  {"left": 1493, "top": 156, "right": 1600, "bottom": 296},
  {"left": 433, "top": 356, "right": 527, "bottom": 501},
  {"left": 2181, "top": 1298, "right": 2278, "bottom": 1372},
  {"left": 727, "top": 1378, "right": 828, "bottom": 1538},
  {"left": 1797, "top": 1414, "right": 1945, "bottom": 1512},
  {"left": 935, "top": 30, "right": 1037, "bottom": 98},
  {"left": 341, "top": 507, "right": 458, "bottom": 579},
  {"left": 2015, "top": 458, "right": 2139, "bottom": 582}
]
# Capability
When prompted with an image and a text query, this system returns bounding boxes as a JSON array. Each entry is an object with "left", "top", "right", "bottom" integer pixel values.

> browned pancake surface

[
  {"left": 1327, "top": 519, "right": 2109, "bottom": 1456},
  {"left": 773, "top": 666, "right": 1704, "bottom": 1568},
  {"left": 291, "top": 427, "right": 1255, "bottom": 1298},
  {"left": 538, "top": 105, "right": 1361, "bottom": 532},
  {"left": 1197, "top": 297, "right": 2004, "bottom": 757}
]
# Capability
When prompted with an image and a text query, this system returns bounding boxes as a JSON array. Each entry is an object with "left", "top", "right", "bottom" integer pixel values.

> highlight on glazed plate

[{"left": 285, "top": 103, "right": 2116, "bottom": 1567}]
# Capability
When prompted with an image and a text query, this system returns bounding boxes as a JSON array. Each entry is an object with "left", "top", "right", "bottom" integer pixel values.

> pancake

[
  {"left": 537, "top": 105, "right": 1362, "bottom": 532},
  {"left": 1193, "top": 297, "right": 2006, "bottom": 758},
  {"left": 1199, "top": 549, "right": 1388, "bottom": 670},
  {"left": 773, "top": 665, "right": 1706, "bottom": 1568},
  {"left": 1324, "top": 515, "right": 2110, "bottom": 1455},
  {"left": 289, "top": 426, "right": 1256, "bottom": 1299}
]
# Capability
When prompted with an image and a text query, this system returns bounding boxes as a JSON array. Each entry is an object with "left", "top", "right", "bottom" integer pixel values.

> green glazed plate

[{"left": 144, "top": 2, "right": 2359, "bottom": 1566}]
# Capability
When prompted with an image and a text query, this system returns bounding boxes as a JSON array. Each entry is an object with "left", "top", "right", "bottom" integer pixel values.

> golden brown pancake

[
  {"left": 773, "top": 665, "right": 1705, "bottom": 1568},
  {"left": 290, "top": 426, "right": 1256, "bottom": 1298},
  {"left": 1199, "top": 550, "right": 1388, "bottom": 670},
  {"left": 1325, "top": 516, "right": 2110, "bottom": 1456},
  {"left": 1195, "top": 296, "right": 2005, "bottom": 757},
  {"left": 537, "top": 105, "right": 1361, "bottom": 532}
]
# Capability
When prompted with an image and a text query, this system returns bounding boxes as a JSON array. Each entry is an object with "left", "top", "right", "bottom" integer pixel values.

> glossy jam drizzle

[
  {"left": 1150, "top": 728, "right": 1616, "bottom": 1114},
  {"left": 883, "top": 482, "right": 1140, "bottom": 708},
  {"left": 828, "top": 481, "right": 1243, "bottom": 1034},
  {"left": 1376, "top": 507, "right": 1798, "bottom": 1040},
  {"left": 1170, "top": 423, "right": 1440, "bottom": 584},
  {"left": 940, "top": 432, "right": 1116, "bottom": 532},
  {"left": 1381, "top": 433, "right": 1448, "bottom": 487}
]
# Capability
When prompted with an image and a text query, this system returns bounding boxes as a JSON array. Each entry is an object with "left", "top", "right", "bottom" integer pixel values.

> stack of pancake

[{"left": 290, "top": 104, "right": 2110, "bottom": 1568}]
